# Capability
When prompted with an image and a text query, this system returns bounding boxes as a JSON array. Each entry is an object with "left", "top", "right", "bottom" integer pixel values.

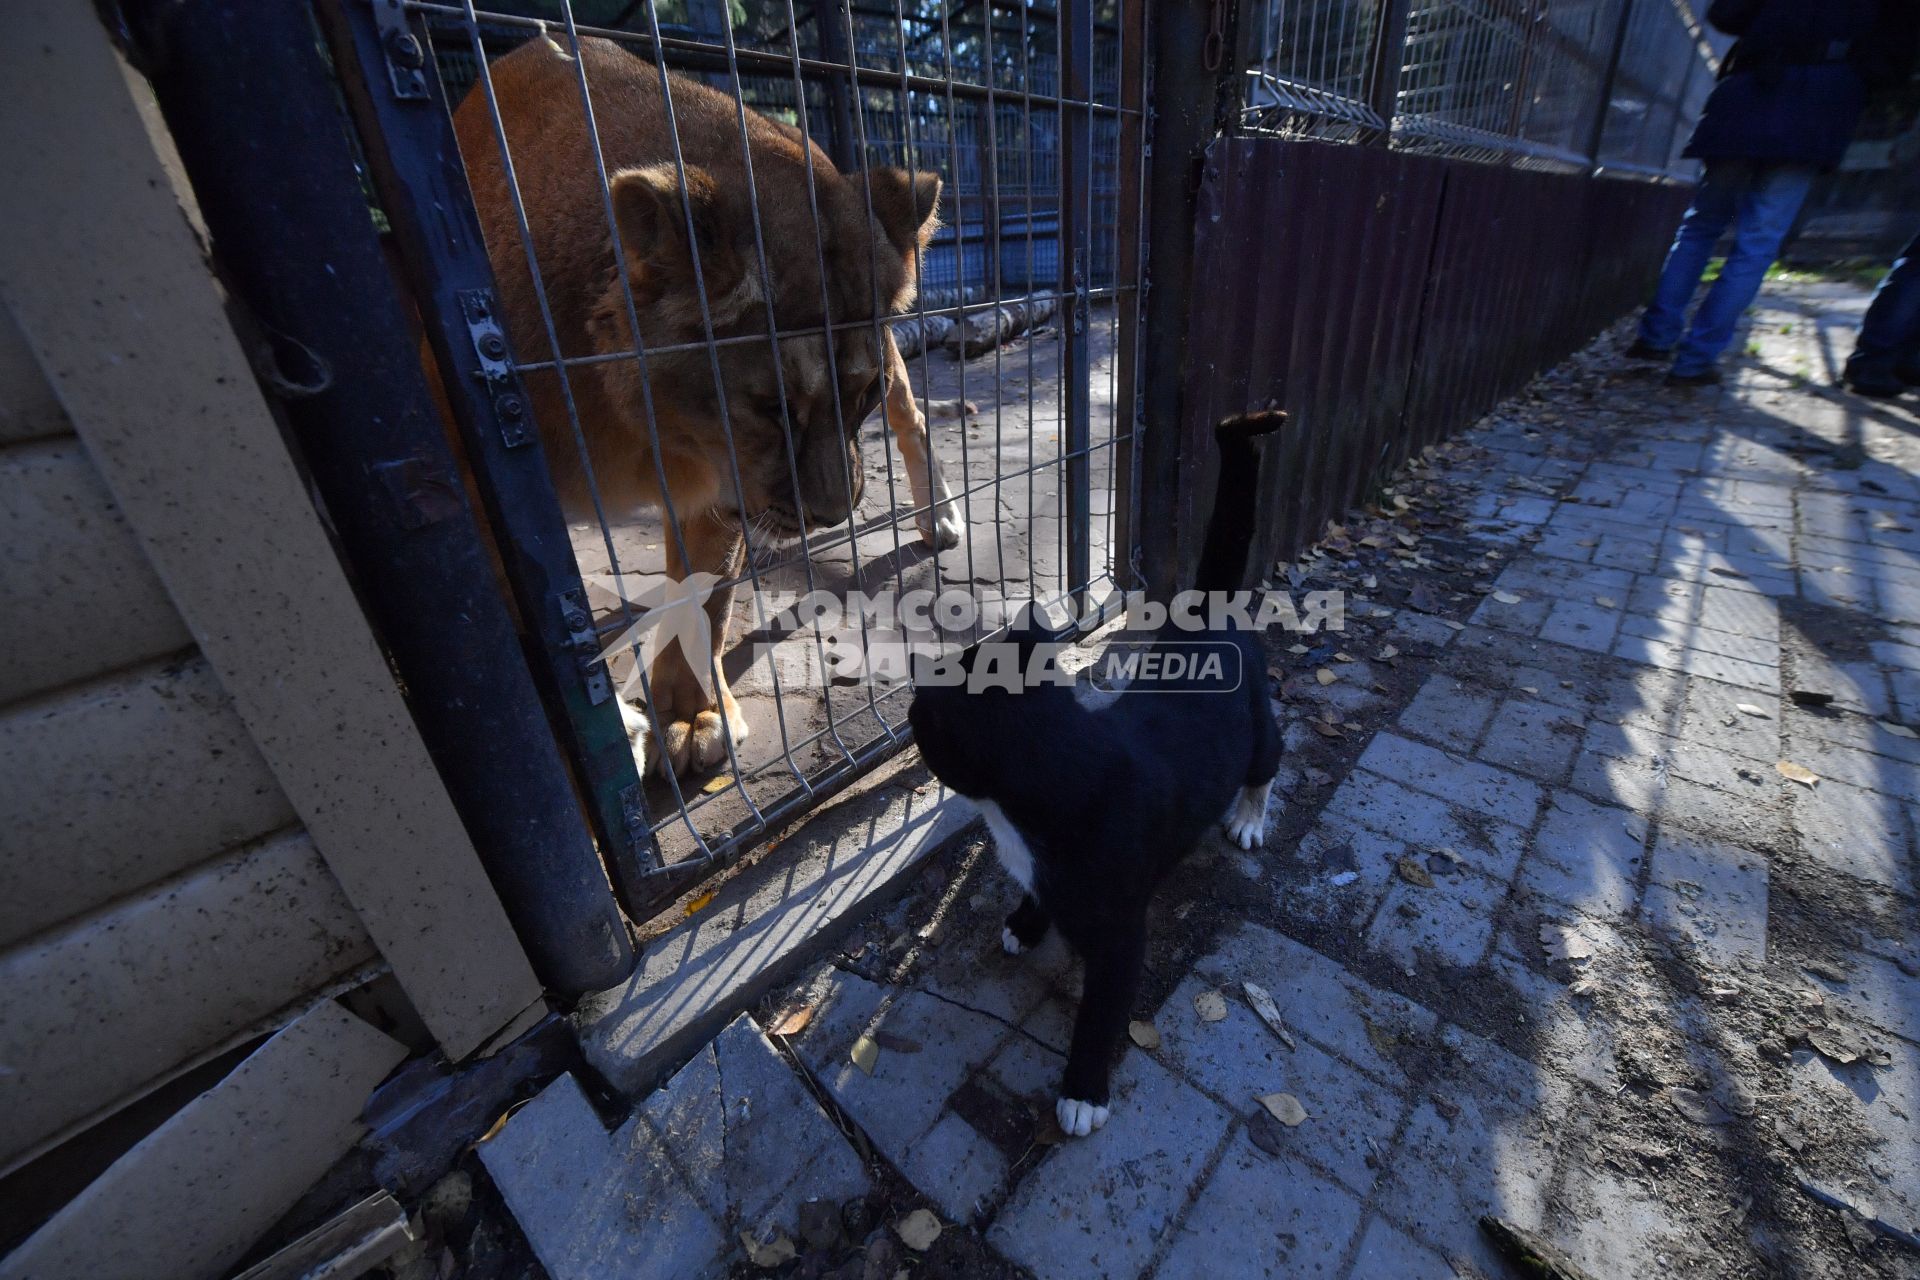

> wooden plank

[
  {"left": 1, "top": 1002, "right": 407, "bottom": 1280},
  {"left": 0, "top": 303, "right": 66, "bottom": 445},
  {"left": 0, "top": 830, "right": 377, "bottom": 1170},
  {"left": 0, "top": 0, "right": 541, "bottom": 1058},
  {"left": 0, "top": 437, "right": 192, "bottom": 705},
  {"left": 0, "top": 654, "right": 296, "bottom": 948},
  {"left": 230, "top": 1192, "right": 412, "bottom": 1280}
]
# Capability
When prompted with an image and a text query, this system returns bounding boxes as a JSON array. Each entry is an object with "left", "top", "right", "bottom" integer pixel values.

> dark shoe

[
  {"left": 1624, "top": 338, "right": 1672, "bottom": 361},
  {"left": 1665, "top": 367, "right": 1723, "bottom": 388},
  {"left": 1846, "top": 371, "right": 1906, "bottom": 399}
]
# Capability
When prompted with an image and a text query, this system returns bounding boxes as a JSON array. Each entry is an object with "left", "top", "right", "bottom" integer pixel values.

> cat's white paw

[
  {"left": 1001, "top": 925, "right": 1026, "bottom": 955},
  {"left": 1055, "top": 1096, "right": 1110, "bottom": 1137},
  {"left": 1224, "top": 781, "right": 1271, "bottom": 850}
]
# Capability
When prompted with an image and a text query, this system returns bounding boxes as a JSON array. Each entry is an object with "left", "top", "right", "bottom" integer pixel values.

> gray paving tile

[
  {"left": 1346, "top": 1216, "right": 1452, "bottom": 1279},
  {"left": 1196, "top": 922, "right": 1441, "bottom": 1090},
  {"left": 1641, "top": 829, "right": 1769, "bottom": 969},
  {"left": 1793, "top": 779, "right": 1915, "bottom": 897},
  {"left": 1156, "top": 1138, "right": 1365, "bottom": 1280},
  {"left": 1396, "top": 676, "right": 1497, "bottom": 753},
  {"left": 1355, "top": 733, "right": 1543, "bottom": 828},
  {"left": 1365, "top": 868, "right": 1505, "bottom": 971},
  {"left": 1325, "top": 770, "right": 1527, "bottom": 881},
  {"left": 1521, "top": 790, "right": 1646, "bottom": 920},
  {"left": 987, "top": 1050, "right": 1232, "bottom": 1280},
  {"left": 1800, "top": 953, "right": 1920, "bottom": 1047},
  {"left": 1676, "top": 679, "right": 1780, "bottom": 763},
  {"left": 1477, "top": 697, "right": 1585, "bottom": 782},
  {"left": 1153, "top": 973, "right": 1404, "bottom": 1194}
]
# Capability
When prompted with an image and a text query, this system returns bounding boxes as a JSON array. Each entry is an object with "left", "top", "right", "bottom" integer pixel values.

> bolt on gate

[{"left": 318, "top": 0, "right": 1145, "bottom": 916}]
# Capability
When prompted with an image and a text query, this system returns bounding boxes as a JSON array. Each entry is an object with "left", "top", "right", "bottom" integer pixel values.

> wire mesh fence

[
  {"left": 367, "top": 0, "right": 1141, "bottom": 895},
  {"left": 1239, "top": 0, "right": 1715, "bottom": 175}
]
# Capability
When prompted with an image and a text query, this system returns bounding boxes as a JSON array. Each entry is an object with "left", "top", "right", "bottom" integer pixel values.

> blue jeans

[
  {"left": 1846, "top": 227, "right": 1920, "bottom": 385},
  {"left": 1637, "top": 160, "right": 1817, "bottom": 376}
]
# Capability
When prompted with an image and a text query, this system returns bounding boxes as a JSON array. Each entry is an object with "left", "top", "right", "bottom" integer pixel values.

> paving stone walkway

[{"left": 487, "top": 279, "right": 1920, "bottom": 1279}]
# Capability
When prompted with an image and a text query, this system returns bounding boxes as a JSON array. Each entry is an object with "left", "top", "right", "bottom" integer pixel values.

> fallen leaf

[
  {"left": 1316, "top": 668, "right": 1338, "bottom": 685},
  {"left": 1519, "top": 685, "right": 1539, "bottom": 695},
  {"left": 1396, "top": 856, "right": 1434, "bottom": 887},
  {"left": 894, "top": 1209, "right": 942, "bottom": 1252},
  {"left": 701, "top": 772, "right": 734, "bottom": 795},
  {"left": 1666, "top": 1087, "right": 1732, "bottom": 1126},
  {"left": 684, "top": 890, "right": 717, "bottom": 917},
  {"left": 1735, "top": 703, "right": 1771, "bottom": 719},
  {"left": 1288, "top": 643, "right": 1310, "bottom": 655},
  {"left": 1194, "top": 989, "right": 1229, "bottom": 1022},
  {"left": 1440, "top": 619, "right": 1466, "bottom": 631},
  {"left": 741, "top": 1230, "right": 797, "bottom": 1269},
  {"left": 771, "top": 1006, "right": 814, "bottom": 1037},
  {"left": 1408, "top": 582, "right": 1442, "bottom": 613},
  {"left": 1377, "top": 644, "right": 1400, "bottom": 660},
  {"left": 1311, "top": 721, "right": 1344, "bottom": 738},
  {"left": 1807, "top": 1026, "right": 1864, "bottom": 1065},
  {"left": 1491, "top": 591, "right": 1523, "bottom": 605},
  {"left": 1242, "top": 982, "right": 1297, "bottom": 1049},
  {"left": 1776, "top": 761, "right": 1819, "bottom": 787},
  {"left": 1258, "top": 1092, "right": 1308, "bottom": 1126},
  {"left": 1880, "top": 721, "right": 1919, "bottom": 739},
  {"left": 1246, "top": 1109, "right": 1288, "bottom": 1157},
  {"left": 1540, "top": 923, "right": 1595, "bottom": 962},
  {"left": 1129, "top": 1020, "right": 1161, "bottom": 1049},
  {"left": 1595, "top": 595, "right": 1618, "bottom": 609},
  {"left": 850, "top": 1035, "right": 880, "bottom": 1075},
  {"left": 1333, "top": 651, "right": 1356, "bottom": 663}
]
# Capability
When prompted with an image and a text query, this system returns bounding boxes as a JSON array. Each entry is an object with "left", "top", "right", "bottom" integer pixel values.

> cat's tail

[{"left": 1193, "top": 409, "right": 1287, "bottom": 594}]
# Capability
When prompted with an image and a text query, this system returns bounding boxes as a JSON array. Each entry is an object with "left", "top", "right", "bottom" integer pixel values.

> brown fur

[{"left": 453, "top": 34, "right": 955, "bottom": 774}]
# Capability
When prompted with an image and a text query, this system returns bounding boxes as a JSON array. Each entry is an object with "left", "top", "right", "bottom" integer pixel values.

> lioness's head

[{"left": 590, "top": 150, "right": 940, "bottom": 536}]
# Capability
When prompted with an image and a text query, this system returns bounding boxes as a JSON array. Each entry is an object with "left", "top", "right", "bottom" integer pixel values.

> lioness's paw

[
  {"left": 650, "top": 709, "right": 749, "bottom": 779},
  {"left": 1055, "top": 1096, "right": 1110, "bottom": 1137},
  {"left": 925, "top": 398, "right": 977, "bottom": 422},
  {"left": 919, "top": 505, "right": 965, "bottom": 552}
]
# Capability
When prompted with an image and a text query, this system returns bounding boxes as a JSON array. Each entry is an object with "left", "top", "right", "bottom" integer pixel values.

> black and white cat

[{"left": 908, "top": 411, "right": 1285, "bottom": 1136}]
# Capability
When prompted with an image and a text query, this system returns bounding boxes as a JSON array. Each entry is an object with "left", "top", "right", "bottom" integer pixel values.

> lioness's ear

[
  {"left": 866, "top": 168, "right": 942, "bottom": 254},
  {"left": 609, "top": 162, "right": 741, "bottom": 288}
]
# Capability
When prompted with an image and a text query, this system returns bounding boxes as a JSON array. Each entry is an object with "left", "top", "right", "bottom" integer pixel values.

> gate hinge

[
  {"left": 619, "top": 783, "right": 659, "bottom": 871},
  {"left": 369, "top": 0, "right": 430, "bottom": 101},
  {"left": 458, "top": 289, "right": 533, "bottom": 447},
  {"left": 558, "top": 587, "right": 613, "bottom": 704}
]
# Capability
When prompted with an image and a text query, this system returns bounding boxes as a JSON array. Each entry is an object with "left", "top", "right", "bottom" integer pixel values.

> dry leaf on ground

[
  {"left": 771, "top": 1006, "right": 814, "bottom": 1037},
  {"left": 1258, "top": 1092, "right": 1308, "bottom": 1126},
  {"left": 701, "top": 773, "right": 734, "bottom": 795},
  {"left": 1540, "top": 923, "right": 1595, "bottom": 962},
  {"left": 1316, "top": 668, "right": 1338, "bottom": 685},
  {"left": 1377, "top": 644, "right": 1400, "bottom": 660},
  {"left": 1807, "top": 1026, "right": 1864, "bottom": 1065},
  {"left": 1775, "top": 761, "right": 1819, "bottom": 787},
  {"left": 741, "top": 1230, "right": 797, "bottom": 1269},
  {"left": 1288, "top": 643, "right": 1310, "bottom": 655},
  {"left": 1492, "top": 591, "right": 1523, "bottom": 605},
  {"left": 1194, "top": 989, "right": 1230, "bottom": 1022},
  {"left": 850, "top": 1035, "right": 880, "bottom": 1075},
  {"left": 894, "top": 1210, "right": 942, "bottom": 1252},
  {"left": 1129, "top": 1020, "right": 1161, "bottom": 1049},
  {"left": 1242, "top": 982, "right": 1297, "bottom": 1049},
  {"left": 1735, "top": 703, "right": 1771, "bottom": 719},
  {"left": 1881, "top": 721, "right": 1918, "bottom": 739},
  {"left": 1396, "top": 856, "right": 1434, "bottom": 887},
  {"left": 1595, "top": 595, "right": 1618, "bottom": 608},
  {"left": 683, "top": 890, "right": 717, "bottom": 917}
]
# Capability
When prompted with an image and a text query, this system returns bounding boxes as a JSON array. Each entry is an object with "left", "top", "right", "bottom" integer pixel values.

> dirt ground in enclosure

[{"left": 575, "top": 308, "right": 1126, "bottom": 864}]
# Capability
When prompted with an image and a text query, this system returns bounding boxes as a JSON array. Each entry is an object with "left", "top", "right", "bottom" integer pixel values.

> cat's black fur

[{"left": 907, "top": 411, "right": 1285, "bottom": 1135}]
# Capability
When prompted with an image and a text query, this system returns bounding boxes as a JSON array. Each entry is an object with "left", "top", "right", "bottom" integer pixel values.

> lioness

[{"left": 453, "top": 34, "right": 966, "bottom": 776}]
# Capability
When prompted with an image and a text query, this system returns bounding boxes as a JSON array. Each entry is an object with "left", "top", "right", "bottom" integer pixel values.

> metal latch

[
  {"left": 369, "top": 0, "right": 429, "bottom": 101},
  {"left": 557, "top": 587, "right": 613, "bottom": 704},
  {"left": 458, "top": 289, "right": 532, "bottom": 447}
]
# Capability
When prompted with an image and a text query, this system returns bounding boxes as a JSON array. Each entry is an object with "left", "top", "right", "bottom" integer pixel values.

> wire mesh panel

[
  {"left": 331, "top": 0, "right": 1143, "bottom": 906},
  {"left": 1239, "top": 0, "right": 1713, "bottom": 176}
]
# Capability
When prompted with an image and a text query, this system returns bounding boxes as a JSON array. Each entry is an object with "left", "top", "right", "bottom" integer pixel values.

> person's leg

[
  {"left": 1670, "top": 164, "right": 1817, "bottom": 378},
  {"left": 1844, "top": 227, "right": 1920, "bottom": 395},
  {"left": 1637, "top": 162, "right": 1744, "bottom": 352}
]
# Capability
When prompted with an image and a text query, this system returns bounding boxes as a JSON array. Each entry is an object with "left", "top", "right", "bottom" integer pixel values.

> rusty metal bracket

[
  {"left": 557, "top": 587, "right": 612, "bottom": 705},
  {"left": 368, "top": 0, "right": 429, "bottom": 101},
  {"left": 458, "top": 289, "right": 532, "bottom": 447}
]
